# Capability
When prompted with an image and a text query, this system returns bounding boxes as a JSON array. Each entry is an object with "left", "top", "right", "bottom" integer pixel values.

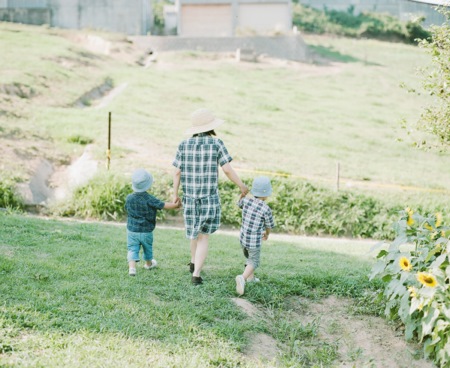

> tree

[{"left": 416, "top": 7, "right": 450, "bottom": 148}]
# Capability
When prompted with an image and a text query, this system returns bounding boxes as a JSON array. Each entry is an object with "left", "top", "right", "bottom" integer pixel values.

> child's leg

[
  {"left": 127, "top": 231, "right": 140, "bottom": 274},
  {"left": 243, "top": 248, "right": 260, "bottom": 281},
  {"left": 243, "top": 264, "right": 255, "bottom": 280},
  {"left": 141, "top": 232, "right": 154, "bottom": 266}
]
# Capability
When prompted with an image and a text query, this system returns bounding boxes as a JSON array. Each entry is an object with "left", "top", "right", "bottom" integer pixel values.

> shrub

[
  {"left": 0, "top": 179, "right": 23, "bottom": 210},
  {"left": 221, "top": 178, "right": 401, "bottom": 239},
  {"left": 370, "top": 210, "right": 450, "bottom": 367},
  {"left": 54, "top": 171, "right": 175, "bottom": 221},
  {"left": 292, "top": 4, "right": 430, "bottom": 44}
]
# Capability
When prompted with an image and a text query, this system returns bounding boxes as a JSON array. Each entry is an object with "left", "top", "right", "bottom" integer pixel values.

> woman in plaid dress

[{"left": 173, "top": 108, "right": 248, "bottom": 285}]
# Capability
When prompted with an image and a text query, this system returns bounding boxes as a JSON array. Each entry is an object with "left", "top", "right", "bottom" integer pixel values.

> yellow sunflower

[
  {"left": 408, "top": 286, "right": 417, "bottom": 298},
  {"left": 405, "top": 207, "right": 414, "bottom": 226},
  {"left": 424, "top": 223, "right": 433, "bottom": 231},
  {"left": 399, "top": 257, "right": 412, "bottom": 271},
  {"left": 435, "top": 212, "right": 442, "bottom": 228},
  {"left": 417, "top": 272, "right": 438, "bottom": 288}
]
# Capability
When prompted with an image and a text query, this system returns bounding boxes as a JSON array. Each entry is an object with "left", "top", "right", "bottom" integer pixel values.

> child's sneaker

[
  {"left": 129, "top": 268, "right": 136, "bottom": 276},
  {"left": 247, "top": 277, "right": 260, "bottom": 283},
  {"left": 144, "top": 259, "right": 157, "bottom": 270},
  {"left": 235, "top": 275, "right": 245, "bottom": 296}
]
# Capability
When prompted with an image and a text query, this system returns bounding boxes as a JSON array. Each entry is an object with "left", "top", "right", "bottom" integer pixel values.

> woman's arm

[
  {"left": 173, "top": 168, "right": 181, "bottom": 202},
  {"left": 221, "top": 163, "right": 248, "bottom": 196}
]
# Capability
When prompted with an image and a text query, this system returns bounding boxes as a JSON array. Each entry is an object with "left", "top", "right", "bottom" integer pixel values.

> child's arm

[
  {"left": 262, "top": 228, "right": 271, "bottom": 241},
  {"left": 164, "top": 198, "right": 181, "bottom": 210}
]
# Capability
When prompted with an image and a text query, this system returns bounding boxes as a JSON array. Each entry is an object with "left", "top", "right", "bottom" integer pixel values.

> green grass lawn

[{"left": 0, "top": 212, "right": 378, "bottom": 367}]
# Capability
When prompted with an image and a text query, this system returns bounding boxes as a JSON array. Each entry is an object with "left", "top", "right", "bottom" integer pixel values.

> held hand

[
  {"left": 240, "top": 185, "right": 249, "bottom": 197},
  {"left": 174, "top": 197, "right": 182, "bottom": 208},
  {"left": 262, "top": 233, "right": 269, "bottom": 241}
]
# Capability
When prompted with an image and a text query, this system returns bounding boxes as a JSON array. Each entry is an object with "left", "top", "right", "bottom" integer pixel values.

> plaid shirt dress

[
  {"left": 173, "top": 133, "right": 232, "bottom": 239},
  {"left": 238, "top": 197, "right": 275, "bottom": 249}
]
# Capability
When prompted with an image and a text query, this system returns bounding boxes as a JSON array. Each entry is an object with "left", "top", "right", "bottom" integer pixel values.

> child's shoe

[
  {"left": 188, "top": 262, "right": 195, "bottom": 273},
  {"left": 235, "top": 275, "right": 245, "bottom": 296},
  {"left": 247, "top": 277, "right": 260, "bottom": 283},
  {"left": 144, "top": 259, "right": 157, "bottom": 270},
  {"left": 129, "top": 268, "right": 136, "bottom": 276},
  {"left": 192, "top": 276, "right": 203, "bottom": 285}
]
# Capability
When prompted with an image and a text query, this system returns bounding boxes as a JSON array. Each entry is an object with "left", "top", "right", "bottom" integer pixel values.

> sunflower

[
  {"left": 417, "top": 272, "right": 438, "bottom": 288},
  {"left": 405, "top": 207, "right": 414, "bottom": 226},
  {"left": 424, "top": 223, "right": 433, "bottom": 231},
  {"left": 435, "top": 212, "right": 442, "bottom": 228},
  {"left": 399, "top": 257, "right": 412, "bottom": 271},
  {"left": 408, "top": 286, "right": 417, "bottom": 298}
]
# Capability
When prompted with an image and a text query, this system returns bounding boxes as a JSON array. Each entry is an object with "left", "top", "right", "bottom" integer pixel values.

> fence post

[
  {"left": 336, "top": 162, "right": 340, "bottom": 191},
  {"left": 107, "top": 112, "right": 111, "bottom": 170}
]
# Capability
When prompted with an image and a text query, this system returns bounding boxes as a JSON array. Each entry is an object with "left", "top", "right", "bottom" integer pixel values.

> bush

[
  {"left": 370, "top": 210, "right": 450, "bottom": 367},
  {"left": 0, "top": 179, "right": 23, "bottom": 210},
  {"left": 54, "top": 171, "right": 175, "bottom": 221},
  {"left": 292, "top": 4, "right": 430, "bottom": 44},
  {"left": 221, "top": 179, "right": 399, "bottom": 239}
]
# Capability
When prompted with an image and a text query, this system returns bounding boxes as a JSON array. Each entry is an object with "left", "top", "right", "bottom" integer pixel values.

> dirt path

[{"left": 233, "top": 295, "right": 433, "bottom": 368}]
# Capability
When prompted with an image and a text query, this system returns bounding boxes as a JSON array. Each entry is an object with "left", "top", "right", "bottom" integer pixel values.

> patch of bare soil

[
  {"left": 232, "top": 295, "right": 433, "bottom": 367},
  {"left": 289, "top": 295, "right": 434, "bottom": 368}
]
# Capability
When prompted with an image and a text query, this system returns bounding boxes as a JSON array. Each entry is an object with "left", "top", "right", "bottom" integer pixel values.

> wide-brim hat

[
  {"left": 132, "top": 169, "right": 153, "bottom": 192},
  {"left": 185, "top": 108, "right": 225, "bottom": 135},
  {"left": 251, "top": 176, "right": 273, "bottom": 197}
]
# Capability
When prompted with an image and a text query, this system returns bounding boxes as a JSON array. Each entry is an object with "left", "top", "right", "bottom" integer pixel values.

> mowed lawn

[{"left": 0, "top": 212, "right": 377, "bottom": 367}]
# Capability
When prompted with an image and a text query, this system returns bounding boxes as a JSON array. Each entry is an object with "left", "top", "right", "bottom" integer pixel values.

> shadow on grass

[{"left": 308, "top": 45, "right": 382, "bottom": 66}]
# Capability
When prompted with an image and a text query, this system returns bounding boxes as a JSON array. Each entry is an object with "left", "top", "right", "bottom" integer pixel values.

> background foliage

[{"left": 292, "top": 4, "right": 430, "bottom": 43}]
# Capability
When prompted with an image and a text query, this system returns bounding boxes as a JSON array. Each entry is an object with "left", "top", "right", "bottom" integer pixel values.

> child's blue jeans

[{"left": 127, "top": 231, "right": 153, "bottom": 262}]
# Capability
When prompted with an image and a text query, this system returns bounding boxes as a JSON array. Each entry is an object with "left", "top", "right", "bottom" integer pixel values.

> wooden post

[
  {"left": 336, "top": 162, "right": 340, "bottom": 191},
  {"left": 107, "top": 112, "right": 111, "bottom": 170}
]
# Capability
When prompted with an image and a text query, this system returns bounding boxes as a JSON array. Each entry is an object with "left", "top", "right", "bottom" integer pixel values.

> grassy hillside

[{"left": 1, "top": 22, "right": 449, "bottom": 229}]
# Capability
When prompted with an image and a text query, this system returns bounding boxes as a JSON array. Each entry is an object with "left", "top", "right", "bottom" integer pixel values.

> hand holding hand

[
  {"left": 240, "top": 185, "right": 249, "bottom": 197},
  {"left": 262, "top": 232, "right": 269, "bottom": 241}
]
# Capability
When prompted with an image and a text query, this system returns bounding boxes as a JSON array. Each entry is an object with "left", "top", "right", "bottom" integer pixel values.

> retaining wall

[{"left": 130, "top": 35, "right": 310, "bottom": 62}]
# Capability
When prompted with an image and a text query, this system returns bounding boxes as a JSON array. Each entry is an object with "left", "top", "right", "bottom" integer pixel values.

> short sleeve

[
  {"left": 172, "top": 143, "right": 183, "bottom": 169},
  {"left": 148, "top": 195, "right": 165, "bottom": 210},
  {"left": 264, "top": 207, "right": 275, "bottom": 229},
  {"left": 216, "top": 139, "right": 232, "bottom": 167}
]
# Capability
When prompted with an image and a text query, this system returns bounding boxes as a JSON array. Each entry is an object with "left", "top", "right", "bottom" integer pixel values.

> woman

[{"left": 173, "top": 108, "right": 248, "bottom": 285}]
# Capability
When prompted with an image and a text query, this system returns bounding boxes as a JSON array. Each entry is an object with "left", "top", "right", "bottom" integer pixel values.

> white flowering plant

[{"left": 370, "top": 209, "right": 449, "bottom": 367}]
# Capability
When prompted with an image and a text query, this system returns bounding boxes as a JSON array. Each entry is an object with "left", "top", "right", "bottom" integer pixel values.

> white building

[{"left": 176, "top": 0, "right": 292, "bottom": 37}]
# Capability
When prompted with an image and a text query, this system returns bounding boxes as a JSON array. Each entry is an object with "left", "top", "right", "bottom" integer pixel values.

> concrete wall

[
  {"left": 48, "top": 0, "right": 152, "bottom": 35},
  {"left": 131, "top": 35, "right": 309, "bottom": 62},
  {"left": 298, "top": 0, "right": 447, "bottom": 27},
  {"left": 0, "top": 0, "right": 153, "bottom": 35},
  {"left": 0, "top": 7, "right": 49, "bottom": 24}
]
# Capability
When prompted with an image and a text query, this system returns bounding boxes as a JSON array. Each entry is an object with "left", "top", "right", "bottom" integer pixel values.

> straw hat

[
  {"left": 251, "top": 176, "right": 273, "bottom": 197},
  {"left": 186, "top": 108, "right": 225, "bottom": 135},
  {"left": 132, "top": 169, "right": 153, "bottom": 192}
]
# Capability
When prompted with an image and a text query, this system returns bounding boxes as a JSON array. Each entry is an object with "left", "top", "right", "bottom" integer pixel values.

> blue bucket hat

[
  {"left": 131, "top": 169, "right": 153, "bottom": 192},
  {"left": 251, "top": 176, "right": 272, "bottom": 197}
]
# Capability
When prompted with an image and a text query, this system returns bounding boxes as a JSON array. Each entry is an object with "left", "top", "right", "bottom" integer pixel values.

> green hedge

[
  {"left": 292, "top": 4, "right": 431, "bottom": 43},
  {"left": 0, "top": 179, "right": 23, "bottom": 210},
  {"left": 53, "top": 172, "right": 448, "bottom": 240}
]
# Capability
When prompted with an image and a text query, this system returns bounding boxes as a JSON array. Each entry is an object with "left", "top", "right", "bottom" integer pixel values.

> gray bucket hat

[
  {"left": 251, "top": 176, "right": 272, "bottom": 197},
  {"left": 132, "top": 169, "right": 153, "bottom": 192}
]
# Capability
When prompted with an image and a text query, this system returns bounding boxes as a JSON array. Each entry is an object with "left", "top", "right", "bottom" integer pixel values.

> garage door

[
  {"left": 238, "top": 3, "right": 290, "bottom": 35},
  {"left": 181, "top": 4, "right": 232, "bottom": 37}
]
